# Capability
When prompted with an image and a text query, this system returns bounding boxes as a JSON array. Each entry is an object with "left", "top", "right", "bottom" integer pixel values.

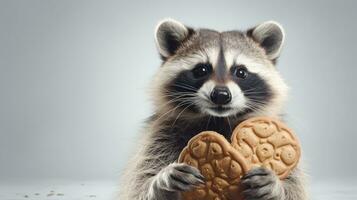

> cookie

[
  {"left": 231, "top": 117, "right": 300, "bottom": 179},
  {"left": 178, "top": 117, "right": 301, "bottom": 200},
  {"left": 178, "top": 131, "right": 249, "bottom": 200}
]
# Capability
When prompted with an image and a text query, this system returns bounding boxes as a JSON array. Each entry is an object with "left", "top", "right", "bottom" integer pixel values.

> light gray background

[{"left": 1, "top": 0, "right": 356, "bottom": 186}]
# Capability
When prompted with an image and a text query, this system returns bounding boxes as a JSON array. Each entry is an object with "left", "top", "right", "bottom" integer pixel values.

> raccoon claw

[
  {"left": 154, "top": 163, "right": 205, "bottom": 192},
  {"left": 241, "top": 167, "right": 284, "bottom": 200}
]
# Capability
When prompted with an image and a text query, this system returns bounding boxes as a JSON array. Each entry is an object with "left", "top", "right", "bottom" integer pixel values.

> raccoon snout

[{"left": 210, "top": 86, "right": 232, "bottom": 105}]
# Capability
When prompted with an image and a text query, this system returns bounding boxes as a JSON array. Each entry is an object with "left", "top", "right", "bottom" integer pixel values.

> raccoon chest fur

[{"left": 147, "top": 116, "right": 243, "bottom": 165}]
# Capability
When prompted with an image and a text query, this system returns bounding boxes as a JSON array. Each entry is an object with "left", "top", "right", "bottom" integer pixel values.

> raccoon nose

[{"left": 210, "top": 86, "right": 231, "bottom": 105}]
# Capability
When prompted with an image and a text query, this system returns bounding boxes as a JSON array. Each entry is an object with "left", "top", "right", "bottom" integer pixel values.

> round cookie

[
  {"left": 178, "top": 131, "right": 249, "bottom": 200},
  {"left": 231, "top": 117, "right": 301, "bottom": 179}
]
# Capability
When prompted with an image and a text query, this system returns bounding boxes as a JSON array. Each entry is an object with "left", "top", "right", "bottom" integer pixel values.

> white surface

[
  {"left": 1, "top": 180, "right": 357, "bottom": 200},
  {"left": 312, "top": 181, "right": 357, "bottom": 200},
  {"left": 0, "top": 180, "right": 118, "bottom": 200}
]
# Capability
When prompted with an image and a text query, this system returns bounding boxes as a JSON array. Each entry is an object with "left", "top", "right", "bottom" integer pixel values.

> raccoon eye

[
  {"left": 192, "top": 63, "right": 212, "bottom": 78},
  {"left": 232, "top": 65, "right": 248, "bottom": 79}
]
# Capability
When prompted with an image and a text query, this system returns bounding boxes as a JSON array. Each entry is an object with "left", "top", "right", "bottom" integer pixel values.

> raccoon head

[{"left": 151, "top": 19, "right": 288, "bottom": 119}]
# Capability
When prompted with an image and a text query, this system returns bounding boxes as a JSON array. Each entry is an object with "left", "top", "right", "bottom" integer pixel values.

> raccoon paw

[
  {"left": 241, "top": 167, "right": 284, "bottom": 200},
  {"left": 154, "top": 163, "right": 205, "bottom": 192}
]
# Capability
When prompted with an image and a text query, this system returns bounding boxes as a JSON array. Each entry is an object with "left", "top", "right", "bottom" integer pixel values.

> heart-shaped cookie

[
  {"left": 178, "top": 117, "right": 300, "bottom": 200},
  {"left": 179, "top": 131, "right": 249, "bottom": 200}
]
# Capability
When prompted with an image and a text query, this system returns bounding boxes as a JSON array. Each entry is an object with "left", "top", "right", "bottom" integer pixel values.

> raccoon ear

[
  {"left": 155, "top": 18, "right": 193, "bottom": 59},
  {"left": 248, "top": 21, "right": 285, "bottom": 60}
]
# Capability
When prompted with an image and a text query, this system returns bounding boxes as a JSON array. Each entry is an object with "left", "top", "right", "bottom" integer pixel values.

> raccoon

[{"left": 119, "top": 19, "right": 307, "bottom": 200}]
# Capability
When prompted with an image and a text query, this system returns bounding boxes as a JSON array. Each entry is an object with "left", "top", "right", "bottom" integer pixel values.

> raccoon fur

[{"left": 119, "top": 19, "right": 307, "bottom": 200}]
